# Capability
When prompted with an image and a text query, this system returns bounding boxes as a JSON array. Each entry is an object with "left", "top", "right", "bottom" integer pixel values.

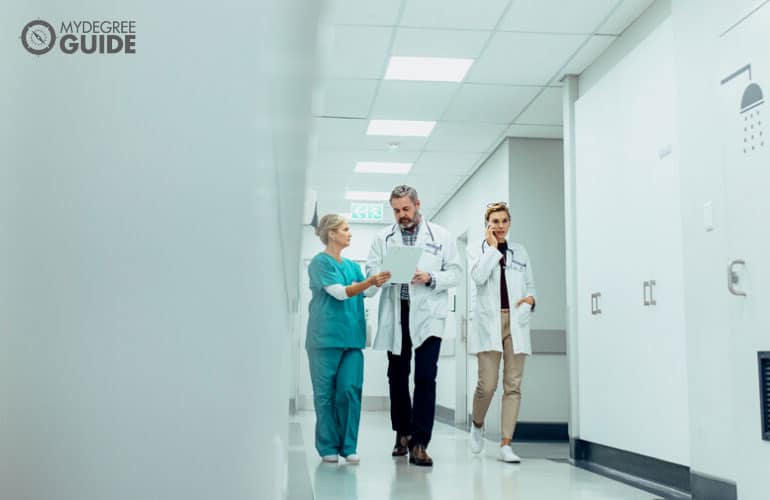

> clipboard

[{"left": 381, "top": 245, "right": 423, "bottom": 283}]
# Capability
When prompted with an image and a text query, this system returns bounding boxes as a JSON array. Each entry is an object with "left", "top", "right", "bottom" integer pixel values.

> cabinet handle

[
  {"left": 727, "top": 260, "right": 747, "bottom": 296},
  {"left": 649, "top": 280, "right": 657, "bottom": 306},
  {"left": 643, "top": 281, "right": 650, "bottom": 306},
  {"left": 591, "top": 292, "right": 602, "bottom": 315}
]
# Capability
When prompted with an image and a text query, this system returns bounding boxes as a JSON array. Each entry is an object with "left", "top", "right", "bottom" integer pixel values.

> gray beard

[{"left": 399, "top": 213, "right": 421, "bottom": 230}]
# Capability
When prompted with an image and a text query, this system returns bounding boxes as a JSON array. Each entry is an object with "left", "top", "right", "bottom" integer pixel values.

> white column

[{"left": 562, "top": 75, "right": 581, "bottom": 450}]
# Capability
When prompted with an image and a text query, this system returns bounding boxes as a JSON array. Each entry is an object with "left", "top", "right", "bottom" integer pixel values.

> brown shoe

[
  {"left": 409, "top": 444, "right": 433, "bottom": 466},
  {"left": 392, "top": 434, "right": 409, "bottom": 457}
]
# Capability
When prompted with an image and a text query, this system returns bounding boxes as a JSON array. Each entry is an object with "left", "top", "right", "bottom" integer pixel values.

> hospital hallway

[
  {"left": 4, "top": 0, "right": 770, "bottom": 499},
  {"left": 287, "top": 411, "right": 679, "bottom": 500}
]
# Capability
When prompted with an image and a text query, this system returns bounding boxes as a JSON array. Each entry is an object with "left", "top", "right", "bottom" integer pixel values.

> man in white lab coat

[{"left": 367, "top": 185, "right": 461, "bottom": 466}]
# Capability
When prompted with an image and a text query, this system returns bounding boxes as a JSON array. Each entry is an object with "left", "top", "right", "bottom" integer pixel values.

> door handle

[
  {"left": 649, "top": 280, "right": 657, "bottom": 306},
  {"left": 727, "top": 259, "right": 747, "bottom": 296},
  {"left": 643, "top": 281, "right": 650, "bottom": 306},
  {"left": 591, "top": 292, "right": 602, "bottom": 315}
]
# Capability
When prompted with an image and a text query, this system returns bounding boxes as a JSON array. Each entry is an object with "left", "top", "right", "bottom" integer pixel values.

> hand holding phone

[{"left": 485, "top": 223, "right": 497, "bottom": 247}]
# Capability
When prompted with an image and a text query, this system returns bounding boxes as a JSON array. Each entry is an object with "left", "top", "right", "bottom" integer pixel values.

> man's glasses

[{"left": 486, "top": 201, "right": 508, "bottom": 207}]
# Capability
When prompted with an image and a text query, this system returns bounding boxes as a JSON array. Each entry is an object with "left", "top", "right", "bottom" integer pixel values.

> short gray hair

[
  {"left": 390, "top": 185, "right": 419, "bottom": 204},
  {"left": 315, "top": 214, "right": 346, "bottom": 245}
]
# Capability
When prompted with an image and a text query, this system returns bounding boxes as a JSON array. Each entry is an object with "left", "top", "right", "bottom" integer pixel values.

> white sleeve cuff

[{"left": 324, "top": 284, "right": 349, "bottom": 301}]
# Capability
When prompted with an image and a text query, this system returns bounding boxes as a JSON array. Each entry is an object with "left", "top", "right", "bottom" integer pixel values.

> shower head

[{"left": 741, "top": 82, "right": 764, "bottom": 113}]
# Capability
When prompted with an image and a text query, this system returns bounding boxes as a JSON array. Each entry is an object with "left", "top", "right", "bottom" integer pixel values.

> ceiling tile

[
  {"left": 598, "top": 0, "right": 655, "bottom": 35},
  {"left": 404, "top": 174, "right": 467, "bottom": 203},
  {"left": 466, "top": 32, "right": 586, "bottom": 85},
  {"left": 426, "top": 122, "right": 506, "bottom": 152},
  {"left": 316, "top": 191, "right": 350, "bottom": 214},
  {"left": 559, "top": 35, "right": 617, "bottom": 77},
  {"left": 515, "top": 87, "right": 563, "bottom": 125},
  {"left": 343, "top": 173, "right": 412, "bottom": 191},
  {"left": 323, "top": 0, "right": 403, "bottom": 25},
  {"left": 316, "top": 79, "right": 379, "bottom": 118},
  {"left": 370, "top": 81, "right": 459, "bottom": 120},
  {"left": 313, "top": 117, "right": 369, "bottom": 149},
  {"left": 499, "top": 0, "right": 620, "bottom": 34},
  {"left": 321, "top": 26, "right": 393, "bottom": 79},
  {"left": 360, "top": 135, "right": 429, "bottom": 152},
  {"left": 391, "top": 28, "right": 491, "bottom": 58},
  {"left": 400, "top": 0, "right": 510, "bottom": 30},
  {"left": 412, "top": 151, "right": 485, "bottom": 176},
  {"left": 505, "top": 124, "right": 563, "bottom": 139},
  {"left": 313, "top": 117, "right": 429, "bottom": 151},
  {"left": 443, "top": 84, "right": 540, "bottom": 123},
  {"left": 310, "top": 148, "right": 421, "bottom": 174}
]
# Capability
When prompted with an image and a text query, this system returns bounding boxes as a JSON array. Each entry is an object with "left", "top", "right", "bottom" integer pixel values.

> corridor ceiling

[{"left": 308, "top": 0, "right": 654, "bottom": 219}]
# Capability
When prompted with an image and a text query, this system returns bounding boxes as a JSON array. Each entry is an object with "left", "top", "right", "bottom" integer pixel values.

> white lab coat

[
  {"left": 366, "top": 219, "right": 462, "bottom": 353},
  {"left": 469, "top": 240, "right": 537, "bottom": 355}
]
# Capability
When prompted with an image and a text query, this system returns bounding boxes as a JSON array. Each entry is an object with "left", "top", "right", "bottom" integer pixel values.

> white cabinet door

[
  {"left": 621, "top": 44, "right": 691, "bottom": 464},
  {"left": 574, "top": 19, "right": 690, "bottom": 462},
  {"left": 719, "top": 7, "right": 770, "bottom": 498},
  {"left": 575, "top": 80, "right": 637, "bottom": 446}
]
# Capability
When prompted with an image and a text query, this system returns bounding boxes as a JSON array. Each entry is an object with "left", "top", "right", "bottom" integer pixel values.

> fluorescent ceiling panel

[
  {"left": 345, "top": 191, "right": 391, "bottom": 201},
  {"left": 354, "top": 162, "right": 413, "bottom": 174},
  {"left": 366, "top": 119, "right": 436, "bottom": 137},
  {"left": 384, "top": 56, "right": 474, "bottom": 82}
]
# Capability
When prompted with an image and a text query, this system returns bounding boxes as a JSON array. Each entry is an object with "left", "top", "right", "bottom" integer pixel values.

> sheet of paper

[{"left": 381, "top": 245, "right": 423, "bottom": 284}]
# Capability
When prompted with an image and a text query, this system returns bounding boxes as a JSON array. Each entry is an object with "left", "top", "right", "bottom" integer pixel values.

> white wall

[
  {"left": 0, "top": 2, "right": 318, "bottom": 500},
  {"left": 575, "top": 6, "right": 691, "bottom": 466},
  {"left": 672, "top": 0, "right": 768, "bottom": 494},
  {"left": 507, "top": 139, "right": 569, "bottom": 424},
  {"left": 574, "top": 1, "right": 770, "bottom": 495},
  {"left": 509, "top": 139, "right": 566, "bottom": 332}
]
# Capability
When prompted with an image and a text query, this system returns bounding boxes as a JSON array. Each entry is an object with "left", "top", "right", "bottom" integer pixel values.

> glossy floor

[{"left": 289, "top": 411, "right": 660, "bottom": 500}]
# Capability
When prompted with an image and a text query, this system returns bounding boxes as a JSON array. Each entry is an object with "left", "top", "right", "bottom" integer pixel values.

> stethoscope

[
  {"left": 384, "top": 220, "right": 436, "bottom": 245},
  {"left": 481, "top": 240, "right": 525, "bottom": 269}
]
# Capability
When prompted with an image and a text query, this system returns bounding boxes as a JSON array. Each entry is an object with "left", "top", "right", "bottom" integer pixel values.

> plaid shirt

[
  {"left": 399, "top": 222, "right": 436, "bottom": 300},
  {"left": 400, "top": 224, "right": 418, "bottom": 300}
]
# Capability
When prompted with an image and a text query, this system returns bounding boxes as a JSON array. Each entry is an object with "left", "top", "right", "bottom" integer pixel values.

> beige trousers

[{"left": 472, "top": 311, "right": 526, "bottom": 440}]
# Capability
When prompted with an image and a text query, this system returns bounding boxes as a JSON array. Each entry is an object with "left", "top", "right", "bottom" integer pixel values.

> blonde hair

[
  {"left": 484, "top": 202, "right": 510, "bottom": 222},
  {"left": 315, "top": 214, "right": 346, "bottom": 245}
]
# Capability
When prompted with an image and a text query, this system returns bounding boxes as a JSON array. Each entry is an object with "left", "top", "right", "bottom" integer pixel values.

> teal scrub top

[{"left": 306, "top": 253, "right": 366, "bottom": 350}]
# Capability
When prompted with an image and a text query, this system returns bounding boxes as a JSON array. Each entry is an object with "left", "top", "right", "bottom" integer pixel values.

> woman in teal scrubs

[{"left": 307, "top": 214, "right": 391, "bottom": 464}]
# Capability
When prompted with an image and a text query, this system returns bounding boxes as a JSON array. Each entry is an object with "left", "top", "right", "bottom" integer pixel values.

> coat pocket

[{"left": 516, "top": 302, "right": 532, "bottom": 325}]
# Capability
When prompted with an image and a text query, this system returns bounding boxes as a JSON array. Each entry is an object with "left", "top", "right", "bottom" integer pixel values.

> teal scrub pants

[{"left": 307, "top": 348, "right": 364, "bottom": 457}]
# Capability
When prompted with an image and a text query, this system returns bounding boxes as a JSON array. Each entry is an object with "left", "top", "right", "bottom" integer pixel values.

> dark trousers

[{"left": 387, "top": 299, "right": 442, "bottom": 447}]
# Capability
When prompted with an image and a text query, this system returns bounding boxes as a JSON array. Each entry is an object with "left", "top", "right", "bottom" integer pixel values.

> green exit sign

[{"left": 350, "top": 202, "right": 383, "bottom": 221}]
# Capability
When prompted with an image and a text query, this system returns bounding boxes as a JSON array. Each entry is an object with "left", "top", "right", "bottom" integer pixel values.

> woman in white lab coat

[{"left": 468, "top": 202, "right": 537, "bottom": 463}]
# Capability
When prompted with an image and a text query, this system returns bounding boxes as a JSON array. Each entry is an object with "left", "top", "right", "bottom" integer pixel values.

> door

[
  {"left": 575, "top": 74, "right": 633, "bottom": 446},
  {"left": 719, "top": 7, "right": 770, "bottom": 498}
]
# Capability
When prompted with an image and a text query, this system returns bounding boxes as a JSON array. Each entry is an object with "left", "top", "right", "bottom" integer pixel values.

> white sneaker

[
  {"left": 343, "top": 454, "right": 360, "bottom": 464},
  {"left": 498, "top": 444, "right": 521, "bottom": 463},
  {"left": 321, "top": 455, "right": 339, "bottom": 463},
  {"left": 470, "top": 424, "right": 484, "bottom": 454}
]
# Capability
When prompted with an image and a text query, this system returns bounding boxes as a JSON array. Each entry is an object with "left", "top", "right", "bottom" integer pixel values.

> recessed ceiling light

[
  {"left": 385, "top": 56, "right": 474, "bottom": 82},
  {"left": 354, "top": 162, "right": 412, "bottom": 174},
  {"left": 345, "top": 191, "right": 391, "bottom": 201},
  {"left": 367, "top": 120, "right": 436, "bottom": 137}
]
